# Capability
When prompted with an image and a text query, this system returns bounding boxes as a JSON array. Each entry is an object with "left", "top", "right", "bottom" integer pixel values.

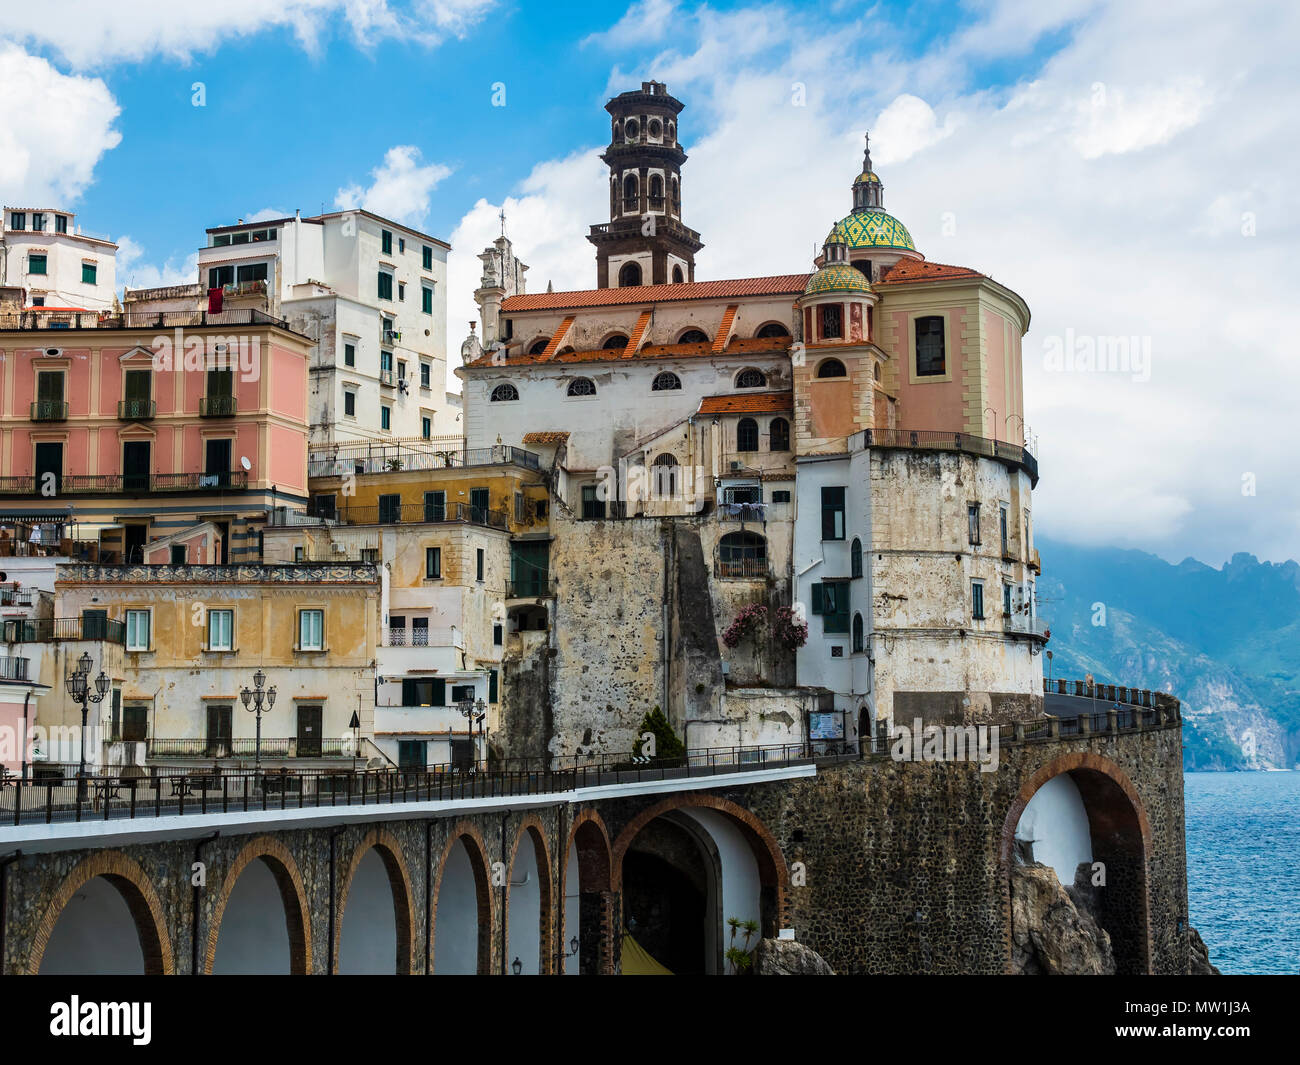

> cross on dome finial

[{"left": 863, "top": 131, "right": 872, "bottom": 173}]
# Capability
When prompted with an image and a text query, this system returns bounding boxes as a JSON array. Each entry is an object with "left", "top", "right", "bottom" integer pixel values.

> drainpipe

[
  {"left": 0, "top": 850, "right": 21, "bottom": 976},
  {"left": 191, "top": 831, "right": 219, "bottom": 975},
  {"left": 327, "top": 826, "right": 346, "bottom": 974}
]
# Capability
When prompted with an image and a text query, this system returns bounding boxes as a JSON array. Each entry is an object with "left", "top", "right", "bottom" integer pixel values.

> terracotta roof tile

[
  {"left": 500, "top": 274, "right": 811, "bottom": 312},
  {"left": 876, "top": 259, "right": 984, "bottom": 284},
  {"left": 697, "top": 391, "right": 794, "bottom": 415},
  {"left": 464, "top": 332, "right": 791, "bottom": 369},
  {"left": 521, "top": 431, "right": 570, "bottom": 445}
]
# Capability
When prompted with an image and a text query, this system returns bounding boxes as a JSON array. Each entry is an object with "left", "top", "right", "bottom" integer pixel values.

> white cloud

[
  {"left": 0, "top": 0, "right": 498, "bottom": 69},
  {"left": 870, "top": 95, "right": 959, "bottom": 166},
  {"left": 115, "top": 236, "right": 198, "bottom": 291},
  {"left": 334, "top": 146, "right": 452, "bottom": 227},
  {"left": 583, "top": 0, "right": 680, "bottom": 49},
  {"left": 0, "top": 44, "right": 121, "bottom": 204}
]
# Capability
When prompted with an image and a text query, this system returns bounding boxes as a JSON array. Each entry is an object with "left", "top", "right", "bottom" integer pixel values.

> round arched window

[
  {"left": 490, "top": 383, "right": 519, "bottom": 402},
  {"left": 602, "top": 334, "right": 628, "bottom": 350},
  {"left": 652, "top": 453, "right": 679, "bottom": 497},
  {"left": 528, "top": 339, "right": 548, "bottom": 355},
  {"left": 618, "top": 262, "right": 642, "bottom": 288},
  {"left": 735, "top": 368, "right": 766, "bottom": 389},
  {"left": 652, "top": 371, "right": 682, "bottom": 391},
  {"left": 672, "top": 266, "right": 685, "bottom": 283},
  {"left": 817, "top": 358, "right": 847, "bottom": 378},
  {"left": 567, "top": 377, "right": 596, "bottom": 397},
  {"left": 756, "top": 322, "right": 790, "bottom": 339},
  {"left": 678, "top": 328, "right": 708, "bottom": 344}
]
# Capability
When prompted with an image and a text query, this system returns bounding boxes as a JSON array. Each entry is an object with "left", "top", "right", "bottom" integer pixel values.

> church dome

[
  {"left": 805, "top": 263, "right": 872, "bottom": 295},
  {"left": 825, "top": 210, "right": 916, "bottom": 253}
]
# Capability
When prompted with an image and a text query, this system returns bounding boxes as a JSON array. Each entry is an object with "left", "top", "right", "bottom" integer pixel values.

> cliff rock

[
  {"left": 752, "top": 938, "right": 835, "bottom": 975},
  {"left": 1187, "top": 926, "right": 1221, "bottom": 974},
  {"left": 1011, "top": 862, "right": 1115, "bottom": 974}
]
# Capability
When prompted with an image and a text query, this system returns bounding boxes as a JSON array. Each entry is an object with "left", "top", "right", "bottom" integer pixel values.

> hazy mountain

[{"left": 1036, "top": 537, "right": 1300, "bottom": 770}]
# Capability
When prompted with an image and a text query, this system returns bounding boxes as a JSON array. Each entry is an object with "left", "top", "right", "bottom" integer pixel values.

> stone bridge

[{"left": 0, "top": 703, "right": 1190, "bottom": 975}]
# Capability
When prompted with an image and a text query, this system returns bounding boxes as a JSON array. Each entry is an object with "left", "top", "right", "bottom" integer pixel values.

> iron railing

[
  {"left": 715, "top": 557, "right": 768, "bottom": 580},
  {"left": 864, "top": 427, "right": 1039, "bottom": 486},
  {"left": 146, "top": 737, "right": 353, "bottom": 759},
  {"left": 506, "top": 578, "right": 556, "bottom": 598},
  {"left": 117, "top": 398, "right": 156, "bottom": 420},
  {"left": 30, "top": 400, "right": 67, "bottom": 421},
  {"left": 0, "top": 656, "right": 30, "bottom": 680},
  {"left": 0, "top": 308, "right": 292, "bottom": 332},
  {"left": 0, "top": 470, "right": 247, "bottom": 495},
  {"left": 306, "top": 444, "right": 539, "bottom": 477},
  {"left": 0, "top": 589, "right": 35, "bottom": 607},
  {"left": 273, "top": 500, "right": 508, "bottom": 529},
  {"left": 199, "top": 395, "right": 237, "bottom": 417},
  {"left": 2, "top": 616, "right": 126, "bottom": 644}
]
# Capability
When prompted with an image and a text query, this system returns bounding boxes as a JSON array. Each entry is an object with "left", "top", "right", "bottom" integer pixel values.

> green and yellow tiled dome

[
  {"left": 805, "top": 263, "right": 873, "bottom": 295},
  {"left": 854, "top": 170, "right": 881, "bottom": 184},
  {"left": 825, "top": 210, "right": 916, "bottom": 252}
]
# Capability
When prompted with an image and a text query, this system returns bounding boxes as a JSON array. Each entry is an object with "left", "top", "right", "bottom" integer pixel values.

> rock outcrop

[
  {"left": 752, "top": 938, "right": 835, "bottom": 975},
  {"left": 1187, "top": 926, "right": 1221, "bottom": 975},
  {"left": 1011, "top": 861, "right": 1116, "bottom": 974}
]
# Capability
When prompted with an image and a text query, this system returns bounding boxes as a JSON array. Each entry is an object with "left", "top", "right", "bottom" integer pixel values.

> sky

[{"left": 1, "top": 0, "right": 1297, "bottom": 568}]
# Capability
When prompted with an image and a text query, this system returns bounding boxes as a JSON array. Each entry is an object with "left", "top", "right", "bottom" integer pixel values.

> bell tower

[{"left": 587, "top": 81, "right": 704, "bottom": 289}]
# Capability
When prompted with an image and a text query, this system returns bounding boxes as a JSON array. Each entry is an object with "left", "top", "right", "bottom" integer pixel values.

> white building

[{"left": 0, "top": 207, "right": 117, "bottom": 312}]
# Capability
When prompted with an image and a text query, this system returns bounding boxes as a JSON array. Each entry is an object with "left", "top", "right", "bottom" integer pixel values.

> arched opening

[
  {"left": 624, "top": 119, "right": 639, "bottom": 141},
  {"left": 564, "top": 816, "right": 613, "bottom": 975},
  {"left": 672, "top": 265, "right": 685, "bottom": 283},
  {"left": 735, "top": 368, "right": 766, "bottom": 389},
  {"left": 736, "top": 417, "right": 759, "bottom": 452},
  {"left": 209, "top": 844, "right": 310, "bottom": 974},
  {"left": 648, "top": 118, "right": 662, "bottom": 139},
  {"left": 337, "top": 842, "right": 413, "bottom": 974},
  {"left": 490, "top": 382, "right": 519, "bottom": 402},
  {"left": 528, "top": 338, "right": 549, "bottom": 355},
  {"left": 851, "top": 537, "right": 863, "bottom": 578},
  {"left": 39, "top": 876, "right": 148, "bottom": 974},
  {"left": 434, "top": 833, "right": 491, "bottom": 974},
  {"left": 652, "top": 453, "right": 679, "bottom": 498},
  {"left": 507, "top": 825, "right": 551, "bottom": 975},
  {"left": 622, "top": 173, "right": 638, "bottom": 211},
  {"left": 601, "top": 333, "right": 629, "bottom": 350},
  {"left": 769, "top": 417, "right": 790, "bottom": 452},
  {"left": 649, "top": 174, "right": 664, "bottom": 207},
  {"left": 853, "top": 259, "right": 872, "bottom": 281},
  {"left": 651, "top": 370, "right": 681, "bottom": 391},
  {"left": 618, "top": 261, "right": 642, "bottom": 288},
  {"left": 678, "top": 328, "right": 708, "bottom": 344},
  {"left": 670, "top": 175, "right": 680, "bottom": 211},
  {"left": 852, "top": 612, "right": 864, "bottom": 653},
  {"left": 615, "top": 801, "right": 783, "bottom": 975},
  {"left": 718, "top": 530, "right": 766, "bottom": 579},
  {"left": 567, "top": 377, "right": 596, "bottom": 397},
  {"left": 755, "top": 322, "right": 789, "bottom": 339},
  {"left": 1003, "top": 756, "right": 1152, "bottom": 975},
  {"left": 816, "top": 358, "right": 847, "bottom": 378}
]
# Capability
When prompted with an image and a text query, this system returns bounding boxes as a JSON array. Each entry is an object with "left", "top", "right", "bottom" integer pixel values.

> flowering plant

[
  {"left": 772, "top": 606, "right": 808, "bottom": 650},
  {"left": 722, "top": 604, "right": 768, "bottom": 648}
]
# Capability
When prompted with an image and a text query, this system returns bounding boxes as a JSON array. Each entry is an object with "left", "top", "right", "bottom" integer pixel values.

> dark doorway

[
  {"left": 469, "top": 487, "right": 489, "bottom": 523},
  {"left": 204, "top": 438, "right": 232, "bottom": 487},
  {"left": 34, "top": 441, "right": 62, "bottom": 495},
  {"left": 82, "top": 609, "right": 108, "bottom": 641},
  {"left": 296, "top": 705, "right": 322, "bottom": 757},
  {"left": 622, "top": 850, "right": 707, "bottom": 974},
  {"left": 123, "top": 524, "right": 147, "bottom": 563},
  {"left": 214, "top": 520, "right": 230, "bottom": 564},
  {"left": 206, "top": 704, "right": 232, "bottom": 756},
  {"left": 122, "top": 441, "right": 150, "bottom": 493}
]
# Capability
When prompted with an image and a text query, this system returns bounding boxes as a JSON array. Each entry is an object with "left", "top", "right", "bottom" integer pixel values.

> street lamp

[
  {"left": 456, "top": 696, "right": 486, "bottom": 771},
  {"left": 511, "top": 956, "right": 523, "bottom": 976},
  {"left": 557, "top": 934, "right": 580, "bottom": 971},
  {"left": 239, "top": 668, "right": 277, "bottom": 772},
  {"left": 65, "top": 650, "right": 109, "bottom": 801}
]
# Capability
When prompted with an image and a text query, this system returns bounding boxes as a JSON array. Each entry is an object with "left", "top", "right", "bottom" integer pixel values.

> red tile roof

[
  {"left": 464, "top": 333, "right": 791, "bottom": 369},
  {"left": 500, "top": 274, "right": 811, "bottom": 312},
  {"left": 876, "top": 260, "right": 984, "bottom": 284},
  {"left": 697, "top": 391, "right": 794, "bottom": 415},
  {"left": 522, "top": 431, "right": 571, "bottom": 445}
]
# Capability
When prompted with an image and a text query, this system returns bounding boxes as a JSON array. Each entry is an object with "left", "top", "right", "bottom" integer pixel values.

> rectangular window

[
  {"left": 398, "top": 281, "right": 406, "bottom": 302},
  {"left": 344, "top": 342, "right": 356, "bottom": 367},
  {"left": 426, "top": 547, "right": 442, "bottom": 579},
  {"left": 378, "top": 271, "right": 393, "bottom": 300},
  {"left": 378, "top": 494, "right": 402, "bottom": 524},
  {"left": 422, "top": 286, "right": 433, "bottom": 314},
  {"left": 469, "top": 487, "right": 489, "bottom": 522},
  {"left": 401, "top": 678, "right": 445, "bottom": 706},
  {"left": 493, "top": 623, "right": 503, "bottom": 646},
  {"left": 968, "top": 503, "right": 981, "bottom": 545},
  {"left": 581, "top": 484, "right": 605, "bottom": 520},
  {"left": 916, "top": 315, "right": 946, "bottom": 376},
  {"left": 170, "top": 545, "right": 187, "bottom": 564},
  {"left": 1000, "top": 506, "right": 1010, "bottom": 555},
  {"left": 451, "top": 684, "right": 475, "bottom": 704},
  {"left": 207, "top": 264, "right": 235, "bottom": 289},
  {"left": 398, "top": 237, "right": 405, "bottom": 254},
  {"left": 10, "top": 212, "right": 25, "bottom": 230},
  {"left": 55, "top": 215, "right": 67, "bottom": 234},
  {"left": 811, "top": 581, "right": 850, "bottom": 634},
  {"left": 514, "top": 492, "right": 524, "bottom": 524},
  {"left": 476, "top": 548, "right": 485, "bottom": 582},
  {"left": 412, "top": 617, "right": 428, "bottom": 645},
  {"left": 422, "top": 245, "right": 433, "bottom": 270},
  {"left": 381, "top": 230, "right": 393, "bottom": 255},
  {"left": 381, "top": 404, "right": 391, "bottom": 431},
  {"left": 1003, "top": 583, "right": 1013, "bottom": 618},
  {"left": 298, "top": 609, "right": 324, "bottom": 650},
  {"left": 380, "top": 349, "right": 393, "bottom": 374},
  {"left": 397, "top": 360, "right": 406, "bottom": 381},
  {"left": 972, "top": 581, "right": 985, "bottom": 621},
  {"left": 32, "top": 212, "right": 46, "bottom": 232},
  {"left": 398, "top": 740, "right": 427, "bottom": 771},
  {"left": 821, "top": 486, "right": 846, "bottom": 540},
  {"left": 125, "top": 609, "right": 151, "bottom": 651},
  {"left": 122, "top": 705, "right": 148, "bottom": 743},
  {"left": 208, "top": 609, "right": 234, "bottom": 650},
  {"left": 344, "top": 391, "right": 356, "bottom": 417},
  {"left": 772, "top": 490, "right": 791, "bottom": 503},
  {"left": 819, "top": 303, "right": 843, "bottom": 340},
  {"left": 236, "top": 262, "right": 267, "bottom": 284},
  {"left": 422, "top": 416, "right": 431, "bottom": 439},
  {"left": 295, "top": 546, "right": 305, "bottom": 563},
  {"left": 28, "top": 254, "right": 47, "bottom": 276},
  {"left": 424, "top": 491, "right": 446, "bottom": 522},
  {"left": 81, "top": 262, "right": 97, "bottom": 285}
]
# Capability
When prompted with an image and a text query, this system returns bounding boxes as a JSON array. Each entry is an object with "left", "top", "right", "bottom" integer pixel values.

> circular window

[
  {"left": 625, "top": 119, "right": 639, "bottom": 140},
  {"left": 649, "top": 119, "right": 662, "bottom": 138}
]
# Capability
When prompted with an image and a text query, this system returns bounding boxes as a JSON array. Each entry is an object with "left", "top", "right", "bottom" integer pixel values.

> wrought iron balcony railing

[
  {"left": 2, "top": 616, "right": 126, "bottom": 644},
  {"left": 30, "top": 400, "right": 68, "bottom": 421},
  {"left": 506, "top": 578, "right": 556, "bottom": 599},
  {"left": 0, "top": 470, "right": 247, "bottom": 496},
  {"left": 0, "top": 656, "right": 30, "bottom": 681},
  {"left": 146, "top": 737, "right": 353, "bottom": 759},
  {"left": 118, "top": 398, "right": 156, "bottom": 420},
  {"left": 199, "top": 394, "right": 237, "bottom": 417}
]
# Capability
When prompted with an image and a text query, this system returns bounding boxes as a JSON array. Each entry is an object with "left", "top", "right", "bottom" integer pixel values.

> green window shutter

[
  {"left": 432, "top": 678, "right": 446, "bottom": 706},
  {"left": 402, "top": 678, "right": 418, "bottom": 705},
  {"left": 810, "top": 582, "right": 824, "bottom": 614},
  {"left": 489, "top": 669, "right": 498, "bottom": 703}
]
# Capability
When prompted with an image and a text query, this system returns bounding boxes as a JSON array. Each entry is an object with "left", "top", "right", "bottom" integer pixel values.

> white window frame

[
  {"left": 298, "top": 609, "right": 324, "bottom": 651},
  {"left": 208, "top": 608, "right": 234, "bottom": 651},
  {"left": 125, "top": 609, "right": 151, "bottom": 651}
]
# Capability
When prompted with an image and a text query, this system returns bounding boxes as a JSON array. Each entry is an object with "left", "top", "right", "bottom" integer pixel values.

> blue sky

[{"left": 3, "top": 0, "right": 1297, "bottom": 567}]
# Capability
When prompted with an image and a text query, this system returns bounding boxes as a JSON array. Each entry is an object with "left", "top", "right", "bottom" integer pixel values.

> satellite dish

[{"left": 240, "top": 456, "right": 252, "bottom": 471}]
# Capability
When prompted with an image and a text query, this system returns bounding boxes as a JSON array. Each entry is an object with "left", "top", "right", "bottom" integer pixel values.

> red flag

[{"left": 208, "top": 287, "right": 223, "bottom": 314}]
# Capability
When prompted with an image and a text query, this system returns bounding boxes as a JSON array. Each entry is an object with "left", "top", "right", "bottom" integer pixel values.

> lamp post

[
  {"left": 65, "top": 650, "right": 109, "bottom": 802},
  {"left": 239, "top": 668, "right": 277, "bottom": 772},
  {"left": 456, "top": 696, "right": 486, "bottom": 772},
  {"left": 557, "top": 934, "right": 581, "bottom": 973}
]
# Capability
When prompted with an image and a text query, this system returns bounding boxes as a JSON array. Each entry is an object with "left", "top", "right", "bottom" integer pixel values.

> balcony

[
  {"left": 387, "top": 626, "right": 431, "bottom": 647},
  {"left": 307, "top": 441, "right": 539, "bottom": 477},
  {"left": 2, "top": 616, "right": 126, "bottom": 644},
  {"left": 380, "top": 369, "right": 395, "bottom": 388},
  {"left": 0, "top": 470, "right": 247, "bottom": 496},
  {"left": 0, "top": 588, "right": 34, "bottom": 607},
  {"left": 0, "top": 308, "right": 295, "bottom": 333},
  {"left": 0, "top": 656, "right": 31, "bottom": 681},
  {"left": 506, "top": 578, "right": 556, "bottom": 599},
  {"left": 200, "top": 395, "right": 237, "bottom": 417},
  {"left": 275, "top": 500, "right": 507, "bottom": 529},
  {"left": 117, "top": 398, "right": 156, "bottom": 420},
  {"left": 863, "top": 427, "right": 1040, "bottom": 487},
  {"left": 1004, "top": 613, "right": 1050, "bottom": 639},
  {"left": 146, "top": 737, "right": 354, "bottom": 759},
  {"left": 30, "top": 400, "right": 67, "bottom": 421},
  {"left": 715, "top": 558, "right": 768, "bottom": 580}
]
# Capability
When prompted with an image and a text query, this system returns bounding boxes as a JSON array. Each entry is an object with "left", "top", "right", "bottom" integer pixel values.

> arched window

[
  {"left": 602, "top": 334, "right": 629, "bottom": 350},
  {"left": 718, "top": 531, "right": 766, "bottom": 579},
  {"left": 567, "top": 377, "right": 596, "bottom": 397},
  {"left": 625, "top": 119, "right": 639, "bottom": 140},
  {"left": 672, "top": 265, "right": 685, "bottom": 284},
  {"left": 852, "top": 612, "right": 864, "bottom": 653},
  {"left": 756, "top": 322, "right": 789, "bottom": 339},
  {"left": 736, "top": 417, "right": 759, "bottom": 452},
  {"left": 622, "top": 174, "right": 638, "bottom": 211},
  {"left": 612, "top": 121, "right": 620, "bottom": 140},
  {"left": 817, "top": 358, "right": 847, "bottom": 378},
  {"left": 649, "top": 174, "right": 664, "bottom": 207},
  {"left": 667, "top": 120, "right": 676, "bottom": 143},
  {"left": 651, "top": 371, "right": 681, "bottom": 391},
  {"left": 652, "top": 453, "right": 679, "bottom": 498},
  {"left": 490, "top": 383, "right": 519, "bottom": 402},
  {"left": 851, "top": 537, "right": 863, "bottom": 578},
  {"left": 649, "top": 119, "right": 662, "bottom": 139},
  {"left": 678, "top": 328, "right": 708, "bottom": 344},
  {"left": 670, "top": 176, "right": 680, "bottom": 210},
  {"left": 618, "top": 261, "right": 642, "bottom": 288},
  {"left": 853, "top": 260, "right": 872, "bottom": 281},
  {"left": 769, "top": 417, "right": 790, "bottom": 452},
  {"left": 735, "top": 368, "right": 766, "bottom": 389},
  {"left": 527, "top": 339, "right": 548, "bottom": 355}
]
